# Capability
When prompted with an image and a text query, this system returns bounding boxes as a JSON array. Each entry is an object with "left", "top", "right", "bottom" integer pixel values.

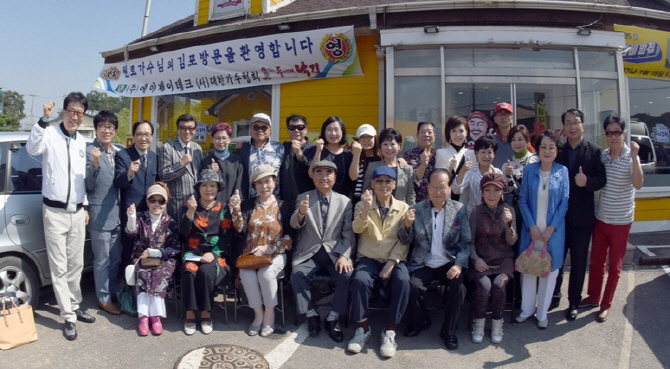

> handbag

[
  {"left": 0, "top": 296, "right": 38, "bottom": 350},
  {"left": 515, "top": 240, "right": 552, "bottom": 278},
  {"left": 125, "top": 259, "right": 139, "bottom": 286},
  {"left": 235, "top": 253, "right": 272, "bottom": 270},
  {"left": 116, "top": 284, "right": 138, "bottom": 317},
  {"left": 140, "top": 257, "right": 161, "bottom": 269}
]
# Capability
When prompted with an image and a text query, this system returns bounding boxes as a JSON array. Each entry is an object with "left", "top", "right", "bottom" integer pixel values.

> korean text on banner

[
  {"left": 95, "top": 26, "right": 363, "bottom": 97},
  {"left": 614, "top": 24, "right": 670, "bottom": 82}
]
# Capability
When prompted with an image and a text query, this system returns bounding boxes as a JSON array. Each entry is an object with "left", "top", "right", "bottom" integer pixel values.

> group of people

[{"left": 29, "top": 93, "right": 642, "bottom": 360}]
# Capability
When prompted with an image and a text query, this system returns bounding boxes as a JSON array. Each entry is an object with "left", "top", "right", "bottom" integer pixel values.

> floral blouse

[
  {"left": 179, "top": 201, "right": 233, "bottom": 272},
  {"left": 232, "top": 199, "right": 292, "bottom": 255},
  {"left": 403, "top": 146, "right": 436, "bottom": 202}
]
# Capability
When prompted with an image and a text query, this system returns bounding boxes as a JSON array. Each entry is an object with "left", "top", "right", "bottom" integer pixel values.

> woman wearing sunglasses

[
  {"left": 179, "top": 169, "right": 234, "bottom": 335},
  {"left": 125, "top": 182, "right": 180, "bottom": 337}
]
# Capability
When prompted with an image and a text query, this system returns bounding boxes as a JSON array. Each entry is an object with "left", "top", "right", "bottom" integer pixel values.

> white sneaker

[
  {"left": 380, "top": 330, "right": 397, "bottom": 358},
  {"left": 471, "top": 318, "right": 485, "bottom": 343},
  {"left": 347, "top": 327, "right": 371, "bottom": 354},
  {"left": 491, "top": 319, "right": 503, "bottom": 344},
  {"left": 201, "top": 321, "right": 213, "bottom": 335},
  {"left": 184, "top": 322, "right": 196, "bottom": 336}
]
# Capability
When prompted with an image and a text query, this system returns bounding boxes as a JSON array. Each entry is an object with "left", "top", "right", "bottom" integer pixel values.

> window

[{"left": 10, "top": 143, "right": 42, "bottom": 193}]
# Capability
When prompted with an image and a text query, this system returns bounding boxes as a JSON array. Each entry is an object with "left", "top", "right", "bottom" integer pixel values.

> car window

[
  {"left": 0, "top": 143, "right": 6, "bottom": 192},
  {"left": 631, "top": 137, "right": 654, "bottom": 164},
  {"left": 10, "top": 143, "right": 42, "bottom": 193}
]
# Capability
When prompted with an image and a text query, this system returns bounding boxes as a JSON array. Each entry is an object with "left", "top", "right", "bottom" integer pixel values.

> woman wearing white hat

[{"left": 349, "top": 124, "right": 381, "bottom": 204}]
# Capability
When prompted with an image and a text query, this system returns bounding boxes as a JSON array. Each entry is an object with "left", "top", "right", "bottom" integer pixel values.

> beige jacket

[{"left": 353, "top": 195, "right": 410, "bottom": 264}]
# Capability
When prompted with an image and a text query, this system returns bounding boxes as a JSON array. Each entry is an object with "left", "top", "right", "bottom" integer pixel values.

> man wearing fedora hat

[{"left": 290, "top": 160, "right": 354, "bottom": 343}]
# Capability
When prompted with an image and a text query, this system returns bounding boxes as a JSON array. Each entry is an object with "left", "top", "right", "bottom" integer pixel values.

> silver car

[{"left": 0, "top": 132, "right": 92, "bottom": 306}]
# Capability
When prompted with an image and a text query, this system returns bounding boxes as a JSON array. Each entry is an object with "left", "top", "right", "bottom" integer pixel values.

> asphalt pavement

[{"left": 3, "top": 232, "right": 670, "bottom": 369}]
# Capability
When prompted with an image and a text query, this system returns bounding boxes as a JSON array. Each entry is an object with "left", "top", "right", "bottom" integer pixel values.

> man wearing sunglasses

[
  {"left": 281, "top": 113, "right": 316, "bottom": 204},
  {"left": 236, "top": 113, "right": 284, "bottom": 199},
  {"left": 27, "top": 92, "right": 96, "bottom": 341},
  {"left": 157, "top": 114, "right": 203, "bottom": 222}
]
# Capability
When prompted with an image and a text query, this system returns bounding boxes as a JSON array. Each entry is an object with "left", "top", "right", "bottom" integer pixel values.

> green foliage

[
  {"left": 0, "top": 114, "right": 20, "bottom": 131},
  {"left": 86, "top": 91, "right": 130, "bottom": 114},
  {"left": 113, "top": 107, "right": 131, "bottom": 146},
  {"left": 0, "top": 90, "right": 25, "bottom": 127}
]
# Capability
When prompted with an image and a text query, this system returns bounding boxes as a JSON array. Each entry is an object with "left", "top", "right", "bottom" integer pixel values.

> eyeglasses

[
  {"left": 98, "top": 124, "right": 116, "bottom": 132},
  {"left": 135, "top": 133, "right": 152, "bottom": 139},
  {"left": 148, "top": 198, "right": 166, "bottom": 205},
  {"left": 374, "top": 179, "right": 394, "bottom": 185},
  {"left": 539, "top": 145, "right": 558, "bottom": 152},
  {"left": 358, "top": 136, "right": 374, "bottom": 142},
  {"left": 213, "top": 135, "right": 230, "bottom": 142},
  {"left": 564, "top": 121, "right": 583, "bottom": 127},
  {"left": 252, "top": 125, "right": 270, "bottom": 132},
  {"left": 605, "top": 130, "right": 623, "bottom": 137},
  {"left": 288, "top": 124, "right": 306, "bottom": 131},
  {"left": 65, "top": 109, "right": 85, "bottom": 118},
  {"left": 179, "top": 126, "right": 196, "bottom": 132}
]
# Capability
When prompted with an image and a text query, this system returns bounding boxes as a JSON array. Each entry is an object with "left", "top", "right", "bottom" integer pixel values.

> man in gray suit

[
  {"left": 158, "top": 114, "right": 202, "bottom": 222},
  {"left": 290, "top": 160, "right": 354, "bottom": 343},
  {"left": 398, "top": 168, "right": 470, "bottom": 350},
  {"left": 85, "top": 111, "right": 122, "bottom": 315}
]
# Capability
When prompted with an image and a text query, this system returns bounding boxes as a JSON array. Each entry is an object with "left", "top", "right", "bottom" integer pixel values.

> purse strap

[{"left": 0, "top": 296, "right": 23, "bottom": 327}]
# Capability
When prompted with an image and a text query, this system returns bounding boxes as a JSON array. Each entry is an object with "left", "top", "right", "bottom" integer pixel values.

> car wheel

[{"left": 0, "top": 256, "right": 40, "bottom": 307}]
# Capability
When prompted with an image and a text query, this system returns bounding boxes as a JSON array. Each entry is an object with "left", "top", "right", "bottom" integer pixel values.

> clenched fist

[
  {"left": 404, "top": 208, "right": 415, "bottom": 228},
  {"left": 90, "top": 147, "right": 102, "bottom": 167},
  {"left": 43, "top": 100, "right": 56, "bottom": 120}
]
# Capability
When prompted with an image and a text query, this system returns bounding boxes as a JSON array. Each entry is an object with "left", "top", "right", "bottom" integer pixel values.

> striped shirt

[{"left": 596, "top": 144, "right": 635, "bottom": 225}]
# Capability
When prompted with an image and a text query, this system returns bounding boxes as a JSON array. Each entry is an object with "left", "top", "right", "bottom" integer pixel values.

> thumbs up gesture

[
  {"left": 299, "top": 194, "right": 310, "bottom": 216},
  {"left": 187, "top": 195, "right": 197, "bottom": 211},
  {"left": 505, "top": 160, "right": 514, "bottom": 176},
  {"left": 210, "top": 158, "right": 219, "bottom": 172},
  {"left": 361, "top": 189, "right": 373, "bottom": 209},
  {"left": 575, "top": 166, "right": 587, "bottom": 187},
  {"left": 459, "top": 157, "right": 473, "bottom": 175},
  {"left": 229, "top": 189, "right": 241, "bottom": 210},
  {"left": 449, "top": 154, "right": 458, "bottom": 172}
]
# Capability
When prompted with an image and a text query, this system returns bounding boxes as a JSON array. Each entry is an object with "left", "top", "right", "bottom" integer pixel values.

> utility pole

[
  {"left": 141, "top": 0, "right": 152, "bottom": 37},
  {"left": 29, "top": 94, "right": 37, "bottom": 117}
]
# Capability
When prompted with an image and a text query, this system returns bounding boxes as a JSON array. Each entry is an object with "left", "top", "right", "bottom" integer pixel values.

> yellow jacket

[{"left": 353, "top": 195, "right": 410, "bottom": 263}]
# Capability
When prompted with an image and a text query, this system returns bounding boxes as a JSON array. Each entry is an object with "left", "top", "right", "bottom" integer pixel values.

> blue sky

[{"left": 0, "top": 1, "right": 194, "bottom": 118}]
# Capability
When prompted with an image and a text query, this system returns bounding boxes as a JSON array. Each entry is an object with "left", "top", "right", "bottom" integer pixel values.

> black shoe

[
  {"left": 325, "top": 319, "right": 344, "bottom": 343},
  {"left": 63, "top": 322, "right": 77, "bottom": 341},
  {"left": 578, "top": 298, "right": 599, "bottom": 310},
  {"left": 548, "top": 297, "right": 560, "bottom": 312},
  {"left": 444, "top": 334, "right": 459, "bottom": 350},
  {"left": 307, "top": 316, "right": 321, "bottom": 337},
  {"left": 405, "top": 318, "right": 431, "bottom": 337},
  {"left": 75, "top": 309, "right": 96, "bottom": 323},
  {"left": 566, "top": 307, "right": 578, "bottom": 321}
]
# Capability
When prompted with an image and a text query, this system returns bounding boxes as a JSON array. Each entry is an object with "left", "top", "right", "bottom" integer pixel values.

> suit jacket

[
  {"left": 289, "top": 189, "right": 355, "bottom": 267},
  {"left": 398, "top": 198, "right": 471, "bottom": 272},
  {"left": 158, "top": 137, "right": 202, "bottom": 221},
  {"left": 556, "top": 139, "right": 606, "bottom": 227},
  {"left": 518, "top": 162, "right": 569, "bottom": 271},
  {"left": 280, "top": 140, "right": 316, "bottom": 204},
  {"left": 85, "top": 139, "right": 121, "bottom": 232},
  {"left": 114, "top": 146, "right": 158, "bottom": 223},
  {"left": 362, "top": 161, "right": 416, "bottom": 206},
  {"left": 201, "top": 151, "right": 244, "bottom": 205}
]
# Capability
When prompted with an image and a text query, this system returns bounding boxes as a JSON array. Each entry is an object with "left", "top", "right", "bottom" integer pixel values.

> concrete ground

[{"left": 4, "top": 232, "right": 670, "bottom": 369}]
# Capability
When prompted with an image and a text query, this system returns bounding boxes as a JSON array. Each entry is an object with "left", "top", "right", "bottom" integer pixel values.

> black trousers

[
  {"left": 408, "top": 262, "right": 465, "bottom": 336},
  {"left": 181, "top": 261, "right": 223, "bottom": 312},
  {"left": 554, "top": 225, "right": 593, "bottom": 307},
  {"left": 350, "top": 258, "right": 410, "bottom": 325},
  {"left": 291, "top": 247, "right": 352, "bottom": 316}
]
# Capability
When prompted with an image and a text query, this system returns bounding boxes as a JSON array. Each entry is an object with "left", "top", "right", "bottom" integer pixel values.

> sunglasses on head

[
  {"left": 288, "top": 124, "right": 306, "bottom": 131},
  {"left": 252, "top": 124, "right": 269, "bottom": 132},
  {"left": 148, "top": 197, "right": 166, "bottom": 205}
]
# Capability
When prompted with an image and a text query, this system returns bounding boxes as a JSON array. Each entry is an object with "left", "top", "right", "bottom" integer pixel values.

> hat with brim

[
  {"left": 251, "top": 113, "right": 272, "bottom": 127},
  {"left": 313, "top": 160, "right": 337, "bottom": 171},
  {"left": 250, "top": 164, "right": 278, "bottom": 184},
  {"left": 356, "top": 124, "right": 376, "bottom": 138},
  {"left": 372, "top": 166, "right": 397, "bottom": 180},
  {"left": 480, "top": 172, "right": 506, "bottom": 191},
  {"left": 495, "top": 102, "right": 513, "bottom": 114},
  {"left": 194, "top": 168, "right": 223, "bottom": 193},
  {"left": 146, "top": 183, "right": 169, "bottom": 201}
]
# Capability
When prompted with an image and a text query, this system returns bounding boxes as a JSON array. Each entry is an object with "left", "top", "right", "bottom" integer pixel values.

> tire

[{"left": 0, "top": 256, "right": 40, "bottom": 307}]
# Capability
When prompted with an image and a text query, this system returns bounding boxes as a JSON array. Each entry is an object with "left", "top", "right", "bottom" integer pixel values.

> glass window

[
  {"left": 444, "top": 48, "right": 574, "bottom": 70},
  {"left": 10, "top": 143, "right": 41, "bottom": 193},
  {"left": 394, "top": 76, "right": 442, "bottom": 149},
  {"left": 395, "top": 48, "right": 441, "bottom": 69},
  {"left": 580, "top": 78, "right": 619, "bottom": 146},
  {"left": 629, "top": 77, "right": 670, "bottom": 187},
  {"left": 578, "top": 50, "right": 616, "bottom": 72}
]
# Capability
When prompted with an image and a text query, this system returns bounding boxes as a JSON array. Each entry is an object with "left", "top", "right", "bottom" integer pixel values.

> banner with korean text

[
  {"left": 614, "top": 24, "right": 670, "bottom": 82},
  {"left": 95, "top": 26, "right": 362, "bottom": 97}
]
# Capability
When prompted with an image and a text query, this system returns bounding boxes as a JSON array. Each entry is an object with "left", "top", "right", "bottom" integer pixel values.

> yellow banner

[{"left": 614, "top": 24, "right": 670, "bottom": 81}]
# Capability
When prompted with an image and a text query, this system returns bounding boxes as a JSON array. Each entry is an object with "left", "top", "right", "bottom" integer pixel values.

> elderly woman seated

[{"left": 348, "top": 166, "right": 411, "bottom": 359}]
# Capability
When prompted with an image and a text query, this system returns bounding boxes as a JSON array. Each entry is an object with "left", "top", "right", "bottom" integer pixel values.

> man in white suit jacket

[{"left": 290, "top": 160, "right": 354, "bottom": 343}]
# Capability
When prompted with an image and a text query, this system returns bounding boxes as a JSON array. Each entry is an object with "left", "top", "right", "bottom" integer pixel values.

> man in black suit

[
  {"left": 553, "top": 109, "right": 606, "bottom": 320},
  {"left": 114, "top": 121, "right": 158, "bottom": 265}
]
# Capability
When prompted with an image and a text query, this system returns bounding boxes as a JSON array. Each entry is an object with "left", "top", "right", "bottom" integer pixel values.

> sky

[{"left": 0, "top": 1, "right": 195, "bottom": 118}]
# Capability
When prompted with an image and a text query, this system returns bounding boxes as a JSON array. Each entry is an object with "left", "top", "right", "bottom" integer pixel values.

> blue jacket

[{"left": 518, "top": 162, "right": 569, "bottom": 271}]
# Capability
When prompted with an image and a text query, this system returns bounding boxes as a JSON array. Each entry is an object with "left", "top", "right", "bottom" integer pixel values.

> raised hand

[
  {"left": 229, "top": 189, "right": 241, "bottom": 210},
  {"left": 315, "top": 138, "right": 325, "bottom": 152},
  {"left": 351, "top": 141, "right": 362, "bottom": 156},
  {"left": 43, "top": 100, "right": 56, "bottom": 120},
  {"left": 90, "top": 147, "right": 102, "bottom": 167},
  {"left": 460, "top": 157, "right": 473, "bottom": 175},
  {"left": 575, "top": 166, "right": 587, "bottom": 187},
  {"left": 127, "top": 203, "right": 136, "bottom": 216},
  {"left": 502, "top": 207, "right": 513, "bottom": 225},
  {"left": 211, "top": 158, "right": 219, "bottom": 172},
  {"left": 630, "top": 141, "right": 640, "bottom": 157},
  {"left": 299, "top": 194, "right": 310, "bottom": 216},
  {"left": 180, "top": 153, "right": 193, "bottom": 167},
  {"left": 291, "top": 139, "right": 303, "bottom": 156},
  {"left": 361, "top": 189, "right": 373, "bottom": 209},
  {"left": 449, "top": 154, "right": 458, "bottom": 172},
  {"left": 505, "top": 160, "right": 514, "bottom": 176},
  {"left": 128, "top": 159, "right": 141, "bottom": 177},
  {"left": 187, "top": 195, "right": 197, "bottom": 211},
  {"left": 404, "top": 208, "right": 415, "bottom": 227}
]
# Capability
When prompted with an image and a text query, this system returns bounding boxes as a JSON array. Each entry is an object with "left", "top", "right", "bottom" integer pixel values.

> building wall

[
  {"left": 131, "top": 97, "right": 153, "bottom": 122},
  {"left": 196, "top": 0, "right": 209, "bottom": 26},
  {"left": 278, "top": 34, "right": 379, "bottom": 143}
]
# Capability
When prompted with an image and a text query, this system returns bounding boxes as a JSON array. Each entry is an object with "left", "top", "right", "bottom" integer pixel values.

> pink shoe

[
  {"left": 149, "top": 316, "right": 163, "bottom": 335},
  {"left": 138, "top": 316, "right": 150, "bottom": 336}
]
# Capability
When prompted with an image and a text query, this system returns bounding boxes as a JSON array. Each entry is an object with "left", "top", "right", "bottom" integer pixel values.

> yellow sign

[{"left": 614, "top": 24, "right": 670, "bottom": 81}]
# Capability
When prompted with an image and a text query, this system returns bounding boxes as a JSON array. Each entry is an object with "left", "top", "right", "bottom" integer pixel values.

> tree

[
  {"left": 113, "top": 107, "right": 131, "bottom": 146},
  {"left": 0, "top": 90, "right": 25, "bottom": 131},
  {"left": 86, "top": 90, "right": 130, "bottom": 113}
]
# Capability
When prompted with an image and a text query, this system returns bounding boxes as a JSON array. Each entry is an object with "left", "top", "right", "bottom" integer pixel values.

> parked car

[
  {"left": 0, "top": 133, "right": 92, "bottom": 307},
  {"left": 654, "top": 143, "right": 670, "bottom": 174},
  {"left": 630, "top": 135, "right": 656, "bottom": 174}
]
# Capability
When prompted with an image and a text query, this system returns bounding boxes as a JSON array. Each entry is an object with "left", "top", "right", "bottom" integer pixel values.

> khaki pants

[{"left": 43, "top": 205, "right": 86, "bottom": 323}]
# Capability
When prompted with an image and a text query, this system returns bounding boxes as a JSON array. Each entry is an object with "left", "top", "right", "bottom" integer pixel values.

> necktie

[
  {"left": 434, "top": 210, "right": 439, "bottom": 230},
  {"left": 319, "top": 193, "right": 329, "bottom": 232},
  {"left": 141, "top": 153, "right": 147, "bottom": 169}
]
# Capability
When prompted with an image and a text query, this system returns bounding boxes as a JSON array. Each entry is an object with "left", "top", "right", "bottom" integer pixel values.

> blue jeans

[{"left": 350, "top": 258, "right": 410, "bottom": 325}]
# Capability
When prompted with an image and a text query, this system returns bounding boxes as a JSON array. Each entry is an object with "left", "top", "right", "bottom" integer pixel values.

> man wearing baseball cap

[
  {"left": 491, "top": 102, "right": 515, "bottom": 169},
  {"left": 290, "top": 160, "right": 354, "bottom": 343},
  {"left": 235, "top": 113, "right": 284, "bottom": 199}
]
